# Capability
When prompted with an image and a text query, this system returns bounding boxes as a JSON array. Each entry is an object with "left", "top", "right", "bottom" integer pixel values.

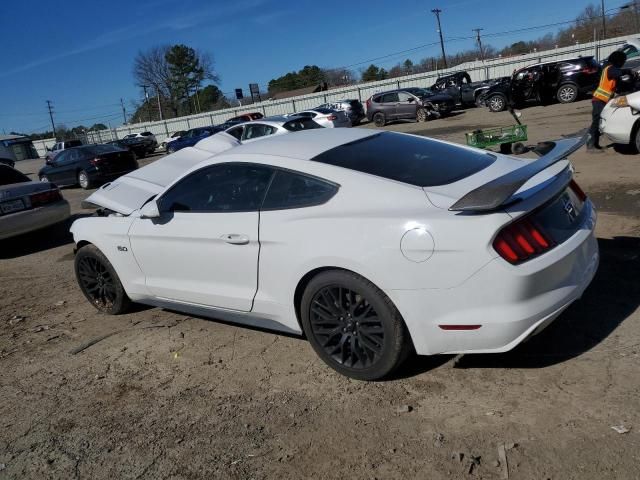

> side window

[
  {"left": 624, "top": 45, "right": 639, "bottom": 58},
  {"left": 381, "top": 92, "right": 399, "bottom": 103},
  {"left": 397, "top": 92, "right": 414, "bottom": 102},
  {"left": 227, "top": 126, "right": 244, "bottom": 140},
  {"left": 55, "top": 151, "right": 70, "bottom": 164},
  {"left": 262, "top": 170, "right": 338, "bottom": 210},
  {"left": 68, "top": 150, "right": 81, "bottom": 163},
  {"left": 243, "top": 124, "right": 276, "bottom": 140},
  {"left": 159, "top": 164, "right": 273, "bottom": 213}
]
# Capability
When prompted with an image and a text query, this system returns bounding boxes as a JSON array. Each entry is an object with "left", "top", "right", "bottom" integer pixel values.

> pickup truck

[
  {"left": 430, "top": 71, "right": 495, "bottom": 108},
  {"left": 45, "top": 139, "right": 83, "bottom": 162}
]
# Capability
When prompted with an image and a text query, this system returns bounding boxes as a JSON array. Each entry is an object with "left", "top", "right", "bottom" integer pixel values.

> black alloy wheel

[
  {"left": 373, "top": 112, "right": 386, "bottom": 127},
  {"left": 301, "top": 270, "right": 410, "bottom": 380},
  {"left": 75, "top": 245, "right": 131, "bottom": 314}
]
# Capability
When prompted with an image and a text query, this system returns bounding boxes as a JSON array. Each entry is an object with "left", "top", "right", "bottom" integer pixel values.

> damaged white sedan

[{"left": 70, "top": 129, "right": 598, "bottom": 380}]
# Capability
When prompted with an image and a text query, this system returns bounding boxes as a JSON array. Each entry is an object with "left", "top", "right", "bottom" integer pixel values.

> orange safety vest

[{"left": 593, "top": 65, "right": 617, "bottom": 102}]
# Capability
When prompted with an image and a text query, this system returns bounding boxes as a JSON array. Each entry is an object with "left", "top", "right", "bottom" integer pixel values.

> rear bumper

[
  {"left": 388, "top": 202, "right": 599, "bottom": 355},
  {"left": 0, "top": 200, "right": 70, "bottom": 240}
]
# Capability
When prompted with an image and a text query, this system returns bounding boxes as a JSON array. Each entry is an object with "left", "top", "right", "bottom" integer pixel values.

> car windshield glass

[
  {"left": 313, "top": 108, "right": 334, "bottom": 114},
  {"left": 311, "top": 132, "right": 496, "bottom": 187},
  {"left": 84, "top": 145, "right": 125, "bottom": 155},
  {"left": 0, "top": 165, "right": 30, "bottom": 186}
]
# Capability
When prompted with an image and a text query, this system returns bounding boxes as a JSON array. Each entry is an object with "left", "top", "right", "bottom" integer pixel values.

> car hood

[{"left": 82, "top": 134, "right": 239, "bottom": 215}]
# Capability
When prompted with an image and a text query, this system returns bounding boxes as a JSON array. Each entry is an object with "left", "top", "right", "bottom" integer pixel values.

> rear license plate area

[{"left": 1, "top": 198, "right": 26, "bottom": 214}]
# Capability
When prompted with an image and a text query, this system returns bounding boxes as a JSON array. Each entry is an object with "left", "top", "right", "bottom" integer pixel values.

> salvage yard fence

[{"left": 30, "top": 33, "right": 635, "bottom": 157}]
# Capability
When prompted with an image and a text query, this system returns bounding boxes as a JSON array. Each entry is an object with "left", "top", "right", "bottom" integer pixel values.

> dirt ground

[{"left": 2, "top": 100, "right": 640, "bottom": 479}]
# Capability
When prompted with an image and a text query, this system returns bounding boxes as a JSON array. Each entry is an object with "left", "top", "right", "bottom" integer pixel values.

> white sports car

[
  {"left": 70, "top": 129, "right": 598, "bottom": 380},
  {"left": 600, "top": 91, "right": 640, "bottom": 151}
]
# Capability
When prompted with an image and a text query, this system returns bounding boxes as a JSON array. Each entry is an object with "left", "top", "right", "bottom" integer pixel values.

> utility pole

[
  {"left": 601, "top": 0, "right": 607, "bottom": 38},
  {"left": 473, "top": 28, "right": 485, "bottom": 60},
  {"left": 155, "top": 86, "right": 164, "bottom": 121},
  {"left": 431, "top": 9, "right": 448, "bottom": 69},
  {"left": 46, "top": 100, "right": 56, "bottom": 138},
  {"left": 120, "top": 98, "right": 127, "bottom": 124},
  {"left": 139, "top": 84, "right": 152, "bottom": 122}
]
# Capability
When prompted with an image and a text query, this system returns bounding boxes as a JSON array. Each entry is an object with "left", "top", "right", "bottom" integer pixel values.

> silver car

[
  {"left": 0, "top": 165, "right": 70, "bottom": 240},
  {"left": 223, "top": 116, "right": 323, "bottom": 144},
  {"left": 287, "top": 108, "right": 352, "bottom": 128}
]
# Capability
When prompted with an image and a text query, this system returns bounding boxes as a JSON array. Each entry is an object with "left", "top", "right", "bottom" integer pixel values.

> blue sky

[{"left": 0, "top": 0, "right": 618, "bottom": 133}]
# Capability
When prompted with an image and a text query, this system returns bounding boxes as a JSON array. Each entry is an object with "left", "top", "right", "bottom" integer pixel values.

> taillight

[
  {"left": 366, "top": 99, "right": 371, "bottom": 110},
  {"left": 493, "top": 216, "right": 554, "bottom": 264},
  {"left": 569, "top": 179, "right": 587, "bottom": 202},
  {"left": 327, "top": 115, "right": 337, "bottom": 121},
  {"left": 30, "top": 188, "right": 62, "bottom": 207}
]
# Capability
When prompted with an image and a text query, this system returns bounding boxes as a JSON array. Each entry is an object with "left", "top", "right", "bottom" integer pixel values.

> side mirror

[
  {"left": 140, "top": 201, "right": 160, "bottom": 219},
  {"left": 45, "top": 159, "right": 54, "bottom": 166}
]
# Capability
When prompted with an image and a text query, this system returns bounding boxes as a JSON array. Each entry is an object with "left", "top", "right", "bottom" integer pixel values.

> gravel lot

[{"left": 2, "top": 100, "right": 639, "bottom": 479}]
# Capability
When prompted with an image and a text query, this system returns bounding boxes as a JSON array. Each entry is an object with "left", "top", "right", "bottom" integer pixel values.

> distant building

[{"left": 0, "top": 135, "right": 39, "bottom": 161}]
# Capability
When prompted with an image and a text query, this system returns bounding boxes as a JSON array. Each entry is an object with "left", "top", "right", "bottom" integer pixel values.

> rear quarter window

[
  {"left": 262, "top": 170, "right": 338, "bottom": 210},
  {"left": 311, "top": 132, "right": 496, "bottom": 187}
]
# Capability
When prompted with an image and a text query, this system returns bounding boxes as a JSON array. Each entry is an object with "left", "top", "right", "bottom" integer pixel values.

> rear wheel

[
  {"left": 75, "top": 244, "right": 131, "bottom": 315},
  {"left": 557, "top": 84, "right": 578, "bottom": 103},
  {"left": 373, "top": 112, "right": 386, "bottom": 127},
  {"left": 416, "top": 107, "right": 427, "bottom": 122},
  {"left": 78, "top": 170, "right": 92, "bottom": 189},
  {"left": 487, "top": 94, "right": 507, "bottom": 112},
  {"left": 300, "top": 270, "right": 410, "bottom": 380}
]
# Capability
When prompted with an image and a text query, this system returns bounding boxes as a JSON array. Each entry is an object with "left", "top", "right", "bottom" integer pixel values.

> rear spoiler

[{"left": 449, "top": 135, "right": 587, "bottom": 212}]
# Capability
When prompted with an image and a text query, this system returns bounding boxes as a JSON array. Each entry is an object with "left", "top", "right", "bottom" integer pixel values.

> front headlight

[{"left": 612, "top": 96, "right": 629, "bottom": 108}]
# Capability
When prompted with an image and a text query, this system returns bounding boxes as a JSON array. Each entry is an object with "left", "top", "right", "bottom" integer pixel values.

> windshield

[
  {"left": 311, "top": 132, "right": 496, "bottom": 187},
  {"left": 0, "top": 165, "right": 30, "bottom": 186}
]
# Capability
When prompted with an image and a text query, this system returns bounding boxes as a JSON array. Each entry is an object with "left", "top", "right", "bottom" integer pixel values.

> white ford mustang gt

[{"left": 70, "top": 129, "right": 598, "bottom": 380}]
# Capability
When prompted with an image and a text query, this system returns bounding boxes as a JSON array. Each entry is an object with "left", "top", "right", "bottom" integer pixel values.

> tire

[
  {"left": 557, "top": 84, "right": 578, "bottom": 104},
  {"left": 487, "top": 94, "right": 507, "bottom": 112},
  {"left": 416, "top": 107, "right": 427, "bottom": 122},
  {"left": 475, "top": 92, "right": 487, "bottom": 108},
  {"left": 300, "top": 270, "right": 411, "bottom": 381},
  {"left": 634, "top": 122, "right": 640, "bottom": 153},
  {"left": 74, "top": 244, "right": 131, "bottom": 315},
  {"left": 373, "top": 112, "right": 386, "bottom": 127},
  {"left": 77, "top": 170, "right": 92, "bottom": 190}
]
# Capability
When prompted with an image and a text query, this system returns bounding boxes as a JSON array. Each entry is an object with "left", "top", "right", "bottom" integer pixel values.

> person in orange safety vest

[{"left": 588, "top": 51, "right": 633, "bottom": 151}]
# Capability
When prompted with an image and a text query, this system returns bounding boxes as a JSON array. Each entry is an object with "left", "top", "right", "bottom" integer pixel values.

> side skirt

[{"left": 140, "top": 297, "right": 302, "bottom": 336}]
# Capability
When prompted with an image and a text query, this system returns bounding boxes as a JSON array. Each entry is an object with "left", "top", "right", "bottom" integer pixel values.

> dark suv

[
  {"left": 481, "top": 56, "right": 601, "bottom": 112},
  {"left": 366, "top": 88, "right": 455, "bottom": 126}
]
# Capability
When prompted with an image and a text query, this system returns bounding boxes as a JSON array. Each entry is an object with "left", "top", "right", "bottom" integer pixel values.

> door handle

[{"left": 221, "top": 233, "right": 250, "bottom": 245}]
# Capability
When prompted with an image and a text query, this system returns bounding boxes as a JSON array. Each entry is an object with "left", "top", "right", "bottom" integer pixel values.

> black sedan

[
  {"left": 39, "top": 144, "right": 138, "bottom": 190},
  {"left": 106, "top": 138, "right": 149, "bottom": 159}
]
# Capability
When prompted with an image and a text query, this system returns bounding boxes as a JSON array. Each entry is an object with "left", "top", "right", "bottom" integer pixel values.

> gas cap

[{"left": 400, "top": 228, "right": 435, "bottom": 263}]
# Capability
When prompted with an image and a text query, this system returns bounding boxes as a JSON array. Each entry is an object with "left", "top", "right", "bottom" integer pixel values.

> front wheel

[
  {"left": 416, "top": 107, "right": 427, "bottom": 122},
  {"left": 373, "top": 112, "right": 386, "bottom": 127},
  {"left": 75, "top": 244, "right": 131, "bottom": 314},
  {"left": 487, "top": 95, "right": 507, "bottom": 112},
  {"left": 78, "top": 170, "right": 92, "bottom": 189},
  {"left": 557, "top": 84, "right": 578, "bottom": 103},
  {"left": 300, "top": 270, "right": 411, "bottom": 380}
]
